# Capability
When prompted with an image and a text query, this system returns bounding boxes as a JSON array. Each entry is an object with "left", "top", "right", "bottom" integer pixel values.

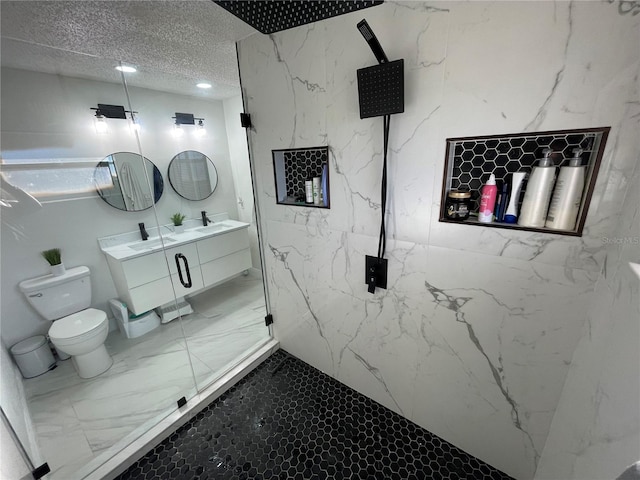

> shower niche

[
  {"left": 272, "top": 146, "right": 330, "bottom": 208},
  {"left": 439, "top": 127, "right": 610, "bottom": 236}
]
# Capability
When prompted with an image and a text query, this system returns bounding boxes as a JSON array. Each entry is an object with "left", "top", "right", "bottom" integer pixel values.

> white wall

[
  {"left": 237, "top": 2, "right": 639, "bottom": 479},
  {"left": 1, "top": 68, "right": 240, "bottom": 346},
  {"left": 223, "top": 95, "right": 261, "bottom": 270}
]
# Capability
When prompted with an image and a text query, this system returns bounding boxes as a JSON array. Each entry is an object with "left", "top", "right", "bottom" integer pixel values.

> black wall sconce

[
  {"left": 172, "top": 112, "right": 206, "bottom": 137},
  {"left": 90, "top": 103, "right": 139, "bottom": 134}
]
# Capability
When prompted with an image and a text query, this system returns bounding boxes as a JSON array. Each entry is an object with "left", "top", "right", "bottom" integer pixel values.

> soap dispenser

[
  {"left": 545, "top": 148, "right": 586, "bottom": 231},
  {"left": 518, "top": 149, "right": 556, "bottom": 228}
]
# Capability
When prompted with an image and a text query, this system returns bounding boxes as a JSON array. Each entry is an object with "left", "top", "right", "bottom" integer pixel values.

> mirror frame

[
  {"left": 94, "top": 152, "right": 163, "bottom": 212},
  {"left": 167, "top": 150, "right": 218, "bottom": 201}
]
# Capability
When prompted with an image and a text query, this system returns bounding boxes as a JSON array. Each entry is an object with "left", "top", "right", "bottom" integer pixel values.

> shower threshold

[{"left": 80, "top": 338, "right": 279, "bottom": 480}]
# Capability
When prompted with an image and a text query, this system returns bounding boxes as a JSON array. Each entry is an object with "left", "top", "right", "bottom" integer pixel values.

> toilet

[{"left": 19, "top": 266, "right": 112, "bottom": 379}]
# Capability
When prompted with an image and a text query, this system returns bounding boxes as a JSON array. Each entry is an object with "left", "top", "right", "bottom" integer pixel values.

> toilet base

[{"left": 71, "top": 344, "right": 113, "bottom": 378}]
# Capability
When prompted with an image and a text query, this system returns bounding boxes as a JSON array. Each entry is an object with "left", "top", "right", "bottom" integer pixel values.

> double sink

[
  {"left": 128, "top": 223, "right": 231, "bottom": 251},
  {"left": 100, "top": 220, "right": 247, "bottom": 260}
]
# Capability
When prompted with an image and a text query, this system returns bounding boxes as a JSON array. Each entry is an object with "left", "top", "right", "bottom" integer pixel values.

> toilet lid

[{"left": 49, "top": 308, "right": 106, "bottom": 339}]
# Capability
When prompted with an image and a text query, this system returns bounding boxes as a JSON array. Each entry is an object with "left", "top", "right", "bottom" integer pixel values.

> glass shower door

[
  {"left": 123, "top": 62, "right": 272, "bottom": 393},
  {"left": 0, "top": 45, "right": 199, "bottom": 479}
]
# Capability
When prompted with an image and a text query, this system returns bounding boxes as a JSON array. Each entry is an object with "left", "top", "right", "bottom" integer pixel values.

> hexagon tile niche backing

[
  {"left": 284, "top": 148, "right": 326, "bottom": 198},
  {"left": 440, "top": 127, "right": 610, "bottom": 236},
  {"left": 115, "top": 350, "right": 513, "bottom": 480}
]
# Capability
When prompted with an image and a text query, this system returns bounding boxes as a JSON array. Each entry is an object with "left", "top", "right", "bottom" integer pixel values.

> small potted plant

[
  {"left": 41, "top": 248, "right": 65, "bottom": 276},
  {"left": 171, "top": 213, "right": 187, "bottom": 233}
]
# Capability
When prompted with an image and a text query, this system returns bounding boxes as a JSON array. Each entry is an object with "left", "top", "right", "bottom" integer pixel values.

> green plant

[
  {"left": 41, "top": 248, "right": 62, "bottom": 266},
  {"left": 171, "top": 213, "right": 186, "bottom": 226}
]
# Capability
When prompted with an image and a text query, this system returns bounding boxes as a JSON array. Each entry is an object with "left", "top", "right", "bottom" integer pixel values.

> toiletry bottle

[
  {"left": 312, "top": 176, "right": 322, "bottom": 205},
  {"left": 304, "top": 170, "right": 313, "bottom": 204},
  {"left": 518, "top": 149, "right": 556, "bottom": 228},
  {"left": 478, "top": 173, "right": 498, "bottom": 223},
  {"left": 321, "top": 165, "right": 328, "bottom": 206},
  {"left": 496, "top": 181, "right": 509, "bottom": 222},
  {"left": 504, "top": 172, "right": 526, "bottom": 223},
  {"left": 545, "top": 148, "right": 585, "bottom": 231}
]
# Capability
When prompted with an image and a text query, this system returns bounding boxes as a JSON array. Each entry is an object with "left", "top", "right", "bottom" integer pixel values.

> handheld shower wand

[{"left": 357, "top": 19, "right": 388, "bottom": 64}]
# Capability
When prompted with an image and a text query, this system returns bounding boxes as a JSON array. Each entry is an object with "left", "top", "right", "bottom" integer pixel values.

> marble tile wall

[
  {"left": 237, "top": 2, "right": 639, "bottom": 479},
  {"left": 535, "top": 154, "right": 640, "bottom": 479}
]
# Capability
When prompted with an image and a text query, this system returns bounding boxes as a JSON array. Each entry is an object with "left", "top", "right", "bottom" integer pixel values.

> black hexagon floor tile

[{"left": 115, "top": 350, "right": 513, "bottom": 480}]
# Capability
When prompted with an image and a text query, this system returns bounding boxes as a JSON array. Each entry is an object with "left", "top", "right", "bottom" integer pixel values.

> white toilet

[{"left": 19, "top": 266, "right": 112, "bottom": 379}]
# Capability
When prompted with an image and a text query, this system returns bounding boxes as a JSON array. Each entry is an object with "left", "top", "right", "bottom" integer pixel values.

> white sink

[
  {"left": 128, "top": 237, "right": 176, "bottom": 251},
  {"left": 194, "top": 223, "right": 230, "bottom": 233}
]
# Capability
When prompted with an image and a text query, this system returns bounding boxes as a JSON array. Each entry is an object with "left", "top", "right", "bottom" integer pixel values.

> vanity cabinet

[{"left": 104, "top": 227, "right": 251, "bottom": 315}]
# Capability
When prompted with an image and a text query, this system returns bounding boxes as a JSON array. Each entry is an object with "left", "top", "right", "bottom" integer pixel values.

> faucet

[
  {"left": 138, "top": 222, "right": 149, "bottom": 241},
  {"left": 201, "top": 211, "right": 212, "bottom": 226}
]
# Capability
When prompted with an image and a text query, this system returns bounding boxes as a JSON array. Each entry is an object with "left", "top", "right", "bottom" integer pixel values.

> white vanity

[{"left": 98, "top": 214, "right": 252, "bottom": 315}]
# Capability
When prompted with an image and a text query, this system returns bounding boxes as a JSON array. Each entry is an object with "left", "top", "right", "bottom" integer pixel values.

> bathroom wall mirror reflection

[
  {"left": 94, "top": 152, "right": 164, "bottom": 211},
  {"left": 168, "top": 150, "right": 218, "bottom": 201}
]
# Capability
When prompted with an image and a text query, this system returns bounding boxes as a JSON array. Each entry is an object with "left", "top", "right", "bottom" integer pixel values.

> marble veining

[{"left": 423, "top": 280, "right": 538, "bottom": 464}]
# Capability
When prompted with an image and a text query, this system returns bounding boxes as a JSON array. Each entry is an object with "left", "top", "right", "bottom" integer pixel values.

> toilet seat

[{"left": 49, "top": 308, "right": 107, "bottom": 344}]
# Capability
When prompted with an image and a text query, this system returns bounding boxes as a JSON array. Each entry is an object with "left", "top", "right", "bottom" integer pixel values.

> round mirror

[
  {"left": 168, "top": 150, "right": 218, "bottom": 201},
  {"left": 94, "top": 152, "right": 163, "bottom": 211}
]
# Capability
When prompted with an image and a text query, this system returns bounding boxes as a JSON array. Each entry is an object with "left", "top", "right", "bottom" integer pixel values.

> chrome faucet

[
  {"left": 201, "top": 211, "right": 212, "bottom": 226},
  {"left": 138, "top": 222, "right": 149, "bottom": 241}
]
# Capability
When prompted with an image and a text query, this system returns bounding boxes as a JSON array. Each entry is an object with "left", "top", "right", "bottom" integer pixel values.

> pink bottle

[{"left": 478, "top": 173, "right": 498, "bottom": 223}]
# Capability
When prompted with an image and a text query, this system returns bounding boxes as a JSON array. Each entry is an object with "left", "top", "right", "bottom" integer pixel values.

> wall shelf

[
  {"left": 439, "top": 127, "right": 610, "bottom": 236},
  {"left": 272, "top": 146, "right": 330, "bottom": 208}
]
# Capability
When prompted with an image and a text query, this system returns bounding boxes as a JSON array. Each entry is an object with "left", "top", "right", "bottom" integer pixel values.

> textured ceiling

[{"left": 0, "top": 1, "right": 258, "bottom": 100}]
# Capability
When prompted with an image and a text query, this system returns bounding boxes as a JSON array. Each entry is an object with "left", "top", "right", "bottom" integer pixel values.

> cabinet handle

[{"left": 174, "top": 253, "right": 192, "bottom": 288}]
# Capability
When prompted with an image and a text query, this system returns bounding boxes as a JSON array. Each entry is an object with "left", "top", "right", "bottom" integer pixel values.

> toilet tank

[{"left": 19, "top": 266, "right": 92, "bottom": 320}]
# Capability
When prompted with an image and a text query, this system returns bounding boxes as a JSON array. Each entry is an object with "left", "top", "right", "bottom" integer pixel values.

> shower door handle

[{"left": 174, "top": 253, "right": 192, "bottom": 288}]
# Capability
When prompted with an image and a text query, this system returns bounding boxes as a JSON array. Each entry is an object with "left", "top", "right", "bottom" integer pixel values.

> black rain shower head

[
  {"left": 357, "top": 19, "right": 388, "bottom": 64},
  {"left": 356, "top": 19, "right": 403, "bottom": 118}
]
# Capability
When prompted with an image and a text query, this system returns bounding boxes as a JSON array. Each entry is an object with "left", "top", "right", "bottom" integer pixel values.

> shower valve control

[{"left": 365, "top": 255, "right": 388, "bottom": 294}]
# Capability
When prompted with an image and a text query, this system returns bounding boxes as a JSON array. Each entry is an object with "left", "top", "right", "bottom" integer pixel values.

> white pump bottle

[
  {"left": 518, "top": 149, "right": 556, "bottom": 228},
  {"left": 545, "top": 148, "right": 585, "bottom": 231}
]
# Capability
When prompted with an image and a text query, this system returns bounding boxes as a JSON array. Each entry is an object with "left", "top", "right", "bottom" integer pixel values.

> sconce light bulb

[
  {"left": 196, "top": 119, "right": 206, "bottom": 137},
  {"left": 94, "top": 114, "right": 108, "bottom": 134},
  {"left": 173, "top": 123, "right": 184, "bottom": 137}
]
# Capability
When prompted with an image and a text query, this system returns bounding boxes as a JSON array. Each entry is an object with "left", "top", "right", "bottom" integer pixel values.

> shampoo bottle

[
  {"left": 518, "top": 149, "right": 556, "bottom": 228},
  {"left": 478, "top": 173, "right": 498, "bottom": 223},
  {"left": 504, "top": 172, "right": 526, "bottom": 223},
  {"left": 545, "top": 148, "right": 585, "bottom": 230}
]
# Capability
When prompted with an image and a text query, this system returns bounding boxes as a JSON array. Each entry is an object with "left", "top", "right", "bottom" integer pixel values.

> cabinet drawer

[
  {"left": 201, "top": 249, "right": 252, "bottom": 287},
  {"left": 127, "top": 277, "right": 174, "bottom": 314},
  {"left": 121, "top": 252, "right": 169, "bottom": 288},
  {"left": 197, "top": 229, "right": 249, "bottom": 264},
  {"left": 127, "top": 267, "right": 204, "bottom": 314}
]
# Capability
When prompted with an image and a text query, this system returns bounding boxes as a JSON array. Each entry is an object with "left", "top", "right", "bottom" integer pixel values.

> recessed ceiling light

[
  {"left": 116, "top": 65, "right": 137, "bottom": 73},
  {"left": 196, "top": 83, "right": 212, "bottom": 89}
]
